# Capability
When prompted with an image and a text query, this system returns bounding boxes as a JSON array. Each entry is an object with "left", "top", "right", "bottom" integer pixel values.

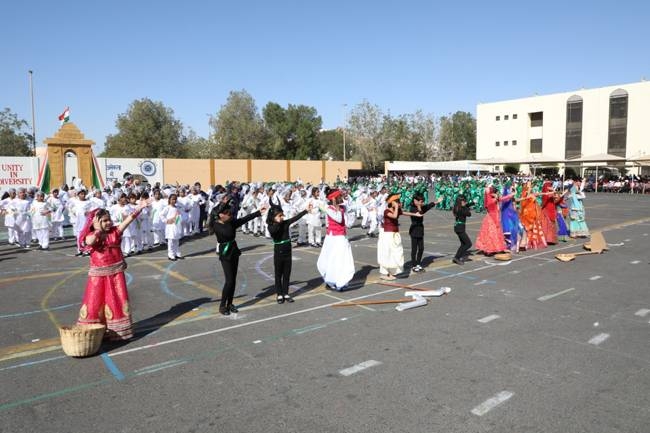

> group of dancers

[
  {"left": 2, "top": 174, "right": 591, "bottom": 344},
  {"left": 454, "top": 177, "right": 590, "bottom": 265}
]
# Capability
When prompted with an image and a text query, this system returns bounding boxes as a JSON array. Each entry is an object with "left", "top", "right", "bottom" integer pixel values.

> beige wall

[
  {"left": 153, "top": 158, "right": 361, "bottom": 186},
  {"left": 251, "top": 160, "right": 288, "bottom": 182},
  {"left": 163, "top": 159, "right": 211, "bottom": 187},
  {"left": 290, "top": 160, "right": 321, "bottom": 184},
  {"left": 325, "top": 161, "right": 361, "bottom": 183},
  {"left": 214, "top": 159, "right": 248, "bottom": 185}
]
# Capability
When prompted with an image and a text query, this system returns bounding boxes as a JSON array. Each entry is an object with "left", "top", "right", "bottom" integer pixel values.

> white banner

[
  {"left": 0, "top": 157, "right": 40, "bottom": 194},
  {"left": 97, "top": 158, "right": 164, "bottom": 187}
]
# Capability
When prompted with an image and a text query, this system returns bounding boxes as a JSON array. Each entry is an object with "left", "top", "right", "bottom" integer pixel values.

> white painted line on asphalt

[
  {"left": 340, "top": 317, "right": 348, "bottom": 321},
  {"left": 634, "top": 309, "right": 650, "bottom": 317},
  {"left": 339, "top": 360, "right": 382, "bottom": 376},
  {"left": 630, "top": 260, "right": 641, "bottom": 264},
  {"left": 478, "top": 314, "right": 500, "bottom": 324},
  {"left": 471, "top": 391, "right": 514, "bottom": 416},
  {"left": 104, "top": 242, "right": 605, "bottom": 360},
  {"left": 253, "top": 340, "right": 262, "bottom": 344},
  {"left": 589, "top": 275, "right": 602, "bottom": 281},
  {"left": 538, "top": 288, "right": 575, "bottom": 301},
  {"left": 588, "top": 333, "right": 610, "bottom": 345},
  {"left": 624, "top": 238, "right": 631, "bottom": 242},
  {"left": 510, "top": 270, "right": 520, "bottom": 274},
  {"left": 643, "top": 233, "right": 648, "bottom": 236}
]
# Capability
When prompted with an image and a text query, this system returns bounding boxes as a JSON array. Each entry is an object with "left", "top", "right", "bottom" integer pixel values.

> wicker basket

[
  {"left": 59, "top": 324, "right": 106, "bottom": 357},
  {"left": 493, "top": 252, "right": 512, "bottom": 261}
]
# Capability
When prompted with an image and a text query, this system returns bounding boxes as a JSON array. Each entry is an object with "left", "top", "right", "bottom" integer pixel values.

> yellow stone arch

[{"left": 43, "top": 123, "right": 95, "bottom": 190}]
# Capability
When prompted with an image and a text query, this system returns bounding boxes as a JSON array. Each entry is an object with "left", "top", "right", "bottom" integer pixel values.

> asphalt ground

[{"left": 0, "top": 194, "right": 649, "bottom": 433}]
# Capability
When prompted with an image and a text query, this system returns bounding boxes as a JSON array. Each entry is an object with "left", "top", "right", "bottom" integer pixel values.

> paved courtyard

[{"left": 1, "top": 193, "right": 649, "bottom": 433}]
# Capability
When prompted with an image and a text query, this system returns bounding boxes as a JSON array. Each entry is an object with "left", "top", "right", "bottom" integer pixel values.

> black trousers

[
  {"left": 219, "top": 255, "right": 239, "bottom": 310},
  {"left": 410, "top": 236, "right": 424, "bottom": 266},
  {"left": 274, "top": 252, "right": 292, "bottom": 296},
  {"left": 454, "top": 230, "right": 472, "bottom": 260}
]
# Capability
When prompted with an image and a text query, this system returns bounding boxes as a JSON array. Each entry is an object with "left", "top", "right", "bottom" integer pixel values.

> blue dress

[{"left": 500, "top": 187, "right": 522, "bottom": 252}]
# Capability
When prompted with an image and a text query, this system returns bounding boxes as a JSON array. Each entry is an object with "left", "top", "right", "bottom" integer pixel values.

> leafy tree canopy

[
  {"left": 103, "top": 98, "right": 187, "bottom": 158},
  {"left": 0, "top": 108, "right": 33, "bottom": 156}
]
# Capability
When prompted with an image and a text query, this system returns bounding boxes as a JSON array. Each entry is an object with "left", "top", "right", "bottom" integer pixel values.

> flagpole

[{"left": 28, "top": 70, "right": 36, "bottom": 156}]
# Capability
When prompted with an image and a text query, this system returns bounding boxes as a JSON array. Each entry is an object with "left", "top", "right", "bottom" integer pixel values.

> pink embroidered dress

[{"left": 77, "top": 227, "right": 133, "bottom": 340}]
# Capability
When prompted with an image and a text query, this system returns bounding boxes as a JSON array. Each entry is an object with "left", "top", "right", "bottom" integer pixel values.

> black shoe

[
  {"left": 220, "top": 309, "right": 230, "bottom": 316},
  {"left": 229, "top": 305, "right": 238, "bottom": 313},
  {"left": 176, "top": 256, "right": 184, "bottom": 260},
  {"left": 75, "top": 251, "right": 83, "bottom": 257},
  {"left": 452, "top": 258, "right": 464, "bottom": 265},
  {"left": 284, "top": 295, "right": 294, "bottom": 303},
  {"left": 277, "top": 295, "right": 285, "bottom": 304},
  {"left": 463, "top": 257, "right": 473, "bottom": 262},
  {"left": 168, "top": 257, "right": 177, "bottom": 261}
]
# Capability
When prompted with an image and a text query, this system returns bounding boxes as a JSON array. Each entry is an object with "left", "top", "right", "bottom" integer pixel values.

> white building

[{"left": 476, "top": 80, "right": 650, "bottom": 175}]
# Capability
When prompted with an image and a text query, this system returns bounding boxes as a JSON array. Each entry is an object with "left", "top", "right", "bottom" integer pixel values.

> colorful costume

[
  {"left": 475, "top": 188, "right": 506, "bottom": 254},
  {"left": 540, "top": 182, "right": 558, "bottom": 245},
  {"left": 568, "top": 184, "right": 589, "bottom": 238},
  {"left": 519, "top": 185, "right": 547, "bottom": 250},
  {"left": 500, "top": 185, "right": 521, "bottom": 253},
  {"left": 77, "top": 219, "right": 133, "bottom": 341},
  {"left": 317, "top": 204, "right": 355, "bottom": 290}
]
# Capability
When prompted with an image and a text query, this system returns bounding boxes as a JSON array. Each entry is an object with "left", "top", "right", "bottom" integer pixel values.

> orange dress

[
  {"left": 77, "top": 227, "right": 133, "bottom": 340},
  {"left": 519, "top": 190, "right": 547, "bottom": 250}
]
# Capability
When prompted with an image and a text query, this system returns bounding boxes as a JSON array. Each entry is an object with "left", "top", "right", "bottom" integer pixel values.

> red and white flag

[{"left": 58, "top": 107, "right": 70, "bottom": 124}]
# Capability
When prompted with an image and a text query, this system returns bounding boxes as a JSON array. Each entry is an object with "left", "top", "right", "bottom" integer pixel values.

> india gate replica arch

[{"left": 42, "top": 123, "right": 101, "bottom": 191}]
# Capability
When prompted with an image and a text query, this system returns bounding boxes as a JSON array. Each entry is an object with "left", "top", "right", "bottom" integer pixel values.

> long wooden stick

[{"left": 331, "top": 298, "right": 415, "bottom": 307}]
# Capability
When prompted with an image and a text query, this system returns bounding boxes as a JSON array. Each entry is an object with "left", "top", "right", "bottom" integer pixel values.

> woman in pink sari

[
  {"left": 76, "top": 201, "right": 146, "bottom": 341},
  {"left": 475, "top": 185, "right": 508, "bottom": 255}
]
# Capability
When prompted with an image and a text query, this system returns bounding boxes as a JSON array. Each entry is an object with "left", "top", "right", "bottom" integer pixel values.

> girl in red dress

[
  {"left": 76, "top": 201, "right": 146, "bottom": 341},
  {"left": 475, "top": 185, "right": 508, "bottom": 255}
]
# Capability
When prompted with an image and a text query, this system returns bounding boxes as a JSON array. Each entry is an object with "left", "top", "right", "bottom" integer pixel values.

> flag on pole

[{"left": 58, "top": 107, "right": 70, "bottom": 124}]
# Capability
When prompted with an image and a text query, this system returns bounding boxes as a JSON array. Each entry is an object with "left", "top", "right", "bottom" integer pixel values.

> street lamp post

[
  {"left": 28, "top": 70, "right": 36, "bottom": 156},
  {"left": 342, "top": 103, "right": 347, "bottom": 161}
]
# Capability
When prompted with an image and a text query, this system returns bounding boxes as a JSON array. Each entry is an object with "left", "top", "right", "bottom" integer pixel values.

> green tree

[
  {"left": 319, "top": 128, "right": 344, "bottom": 160},
  {"left": 437, "top": 111, "right": 476, "bottom": 160},
  {"left": 0, "top": 108, "right": 33, "bottom": 156},
  {"left": 211, "top": 90, "right": 269, "bottom": 159},
  {"left": 347, "top": 100, "right": 386, "bottom": 171},
  {"left": 263, "top": 103, "right": 323, "bottom": 159},
  {"left": 185, "top": 128, "right": 213, "bottom": 159},
  {"left": 103, "top": 98, "right": 187, "bottom": 158}
]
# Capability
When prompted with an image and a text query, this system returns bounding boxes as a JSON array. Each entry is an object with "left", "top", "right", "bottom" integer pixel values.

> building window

[
  {"left": 608, "top": 88, "right": 628, "bottom": 157},
  {"left": 504, "top": 140, "right": 508, "bottom": 146},
  {"left": 496, "top": 115, "right": 500, "bottom": 121},
  {"left": 504, "top": 115, "right": 509, "bottom": 120},
  {"left": 530, "top": 138, "right": 542, "bottom": 153},
  {"left": 529, "top": 111, "right": 543, "bottom": 127},
  {"left": 565, "top": 95, "right": 583, "bottom": 159},
  {"left": 513, "top": 114, "right": 518, "bottom": 119},
  {"left": 512, "top": 140, "right": 517, "bottom": 146},
  {"left": 495, "top": 141, "right": 500, "bottom": 146}
]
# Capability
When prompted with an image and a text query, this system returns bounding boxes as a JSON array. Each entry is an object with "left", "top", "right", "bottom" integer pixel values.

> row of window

[
  {"left": 490, "top": 88, "right": 629, "bottom": 158},
  {"left": 495, "top": 140, "right": 518, "bottom": 147},
  {"left": 495, "top": 114, "right": 518, "bottom": 121}
]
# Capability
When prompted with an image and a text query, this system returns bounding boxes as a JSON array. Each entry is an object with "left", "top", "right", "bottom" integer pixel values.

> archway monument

[{"left": 37, "top": 123, "right": 104, "bottom": 193}]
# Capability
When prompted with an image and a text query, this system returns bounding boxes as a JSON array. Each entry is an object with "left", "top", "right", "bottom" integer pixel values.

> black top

[
  {"left": 268, "top": 210, "right": 308, "bottom": 255},
  {"left": 209, "top": 210, "right": 261, "bottom": 260},
  {"left": 408, "top": 202, "right": 436, "bottom": 237},
  {"left": 452, "top": 206, "right": 471, "bottom": 232}
]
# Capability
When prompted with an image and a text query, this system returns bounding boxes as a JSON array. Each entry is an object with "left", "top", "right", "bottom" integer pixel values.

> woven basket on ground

[
  {"left": 59, "top": 324, "right": 106, "bottom": 357},
  {"left": 494, "top": 252, "right": 512, "bottom": 261}
]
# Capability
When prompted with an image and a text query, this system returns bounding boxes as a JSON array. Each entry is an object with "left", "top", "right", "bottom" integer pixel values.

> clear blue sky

[{"left": 3, "top": 0, "right": 649, "bottom": 153}]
